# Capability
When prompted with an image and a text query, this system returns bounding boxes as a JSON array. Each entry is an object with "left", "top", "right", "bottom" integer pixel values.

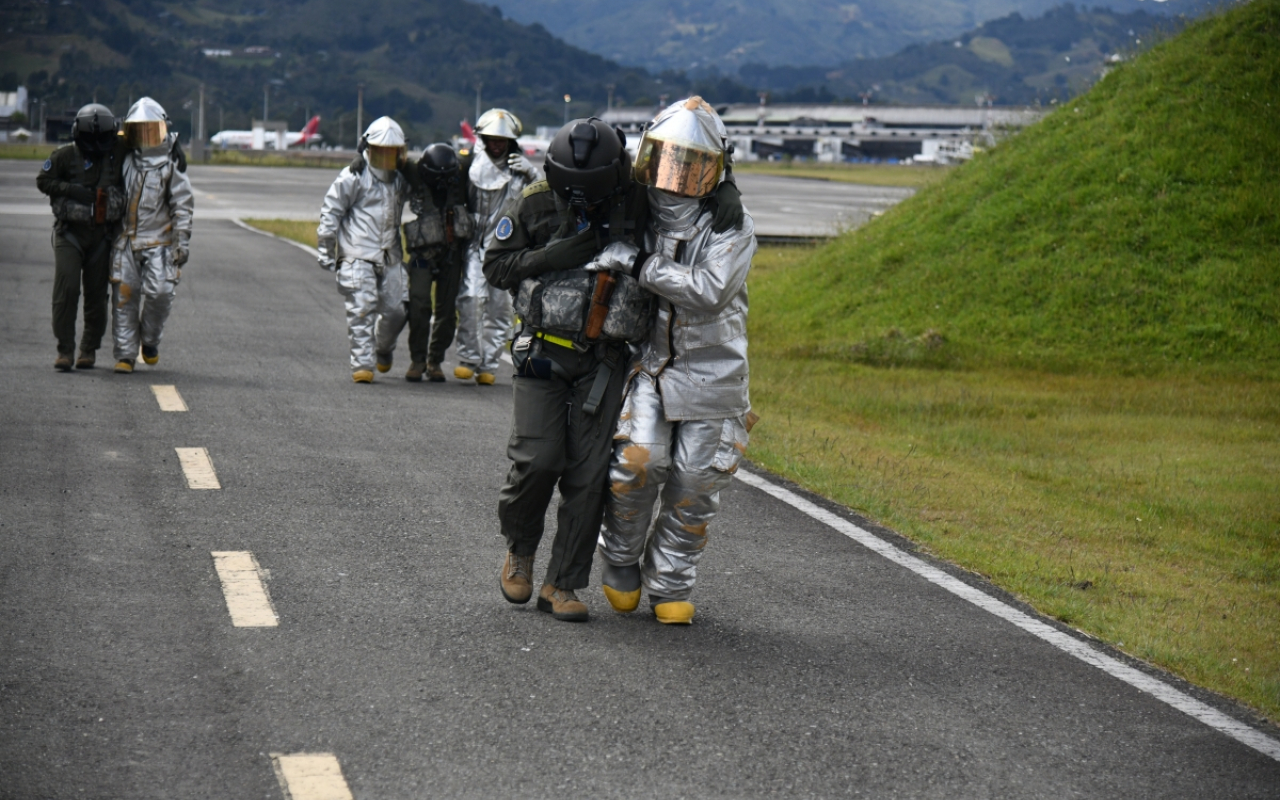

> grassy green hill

[
  {"left": 746, "top": 0, "right": 1279, "bottom": 720},
  {"left": 756, "top": 0, "right": 1278, "bottom": 377}
]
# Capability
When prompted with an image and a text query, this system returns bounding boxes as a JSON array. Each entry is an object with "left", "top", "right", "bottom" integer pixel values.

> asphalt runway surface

[
  {"left": 0, "top": 160, "right": 911, "bottom": 238},
  {"left": 2, "top": 160, "right": 1279, "bottom": 798}
]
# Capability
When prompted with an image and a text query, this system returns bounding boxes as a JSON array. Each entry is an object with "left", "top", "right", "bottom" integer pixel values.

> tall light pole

[
  {"left": 356, "top": 83, "right": 364, "bottom": 142},
  {"left": 606, "top": 83, "right": 615, "bottom": 114},
  {"left": 474, "top": 81, "right": 483, "bottom": 122},
  {"left": 563, "top": 94, "right": 571, "bottom": 124},
  {"left": 263, "top": 84, "right": 269, "bottom": 121}
]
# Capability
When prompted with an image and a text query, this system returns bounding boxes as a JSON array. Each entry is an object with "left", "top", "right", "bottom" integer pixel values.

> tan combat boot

[
  {"left": 54, "top": 353, "right": 73, "bottom": 372},
  {"left": 405, "top": 362, "right": 426, "bottom": 382},
  {"left": 537, "top": 584, "right": 589, "bottom": 622},
  {"left": 426, "top": 362, "right": 445, "bottom": 382},
  {"left": 75, "top": 350, "right": 96, "bottom": 369},
  {"left": 501, "top": 552, "right": 535, "bottom": 604}
]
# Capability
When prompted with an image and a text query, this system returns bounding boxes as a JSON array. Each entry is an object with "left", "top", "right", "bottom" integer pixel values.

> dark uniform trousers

[
  {"left": 52, "top": 222, "right": 112, "bottom": 356},
  {"left": 406, "top": 245, "right": 464, "bottom": 366},
  {"left": 498, "top": 339, "right": 627, "bottom": 591}
]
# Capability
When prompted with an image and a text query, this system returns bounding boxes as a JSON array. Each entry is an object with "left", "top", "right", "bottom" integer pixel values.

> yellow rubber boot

[
  {"left": 454, "top": 364, "right": 475, "bottom": 380},
  {"left": 114, "top": 359, "right": 134, "bottom": 374},
  {"left": 352, "top": 369, "right": 374, "bottom": 383},
  {"left": 601, "top": 562, "right": 641, "bottom": 613},
  {"left": 653, "top": 600, "right": 695, "bottom": 625},
  {"left": 476, "top": 372, "right": 496, "bottom": 385}
]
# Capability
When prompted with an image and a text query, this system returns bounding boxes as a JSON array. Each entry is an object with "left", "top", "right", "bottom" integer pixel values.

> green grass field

[
  {"left": 746, "top": 0, "right": 1279, "bottom": 720},
  {"left": 0, "top": 143, "right": 59, "bottom": 160},
  {"left": 734, "top": 161, "right": 952, "bottom": 188}
]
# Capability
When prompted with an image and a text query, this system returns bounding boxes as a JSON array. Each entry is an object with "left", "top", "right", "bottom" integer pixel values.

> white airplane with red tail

[{"left": 209, "top": 115, "right": 322, "bottom": 149}]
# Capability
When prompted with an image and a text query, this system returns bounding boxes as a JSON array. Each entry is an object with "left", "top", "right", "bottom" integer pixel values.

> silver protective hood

[
  {"left": 124, "top": 97, "right": 170, "bottom": 153},
  {"left": 634, "top": 96, "right": 727, "bottom": 198},
  {"left": 475, "top": 108, "right": 522, "bottom": 140},
  {"left": 363, "top": 116, "right": 406, "bottom": 181}
]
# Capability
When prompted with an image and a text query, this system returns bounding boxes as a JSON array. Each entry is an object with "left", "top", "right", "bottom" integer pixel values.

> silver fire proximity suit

[
  {"left": 317, "top": 160, "right": 409, "bottom": 372},
  {"left": 599, "top": 194, "right": 756, "bottom": 602},
  {"left": 456, "top": 148, "right": 541, "bottom": 376},
  {"left": 111, "top": 117, "right": 194, "bottom": 364}
]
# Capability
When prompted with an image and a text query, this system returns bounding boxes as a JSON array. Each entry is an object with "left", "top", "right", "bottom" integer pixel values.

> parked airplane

[{"left": 209, "top": 115, "right": 322, "bottom": 149}]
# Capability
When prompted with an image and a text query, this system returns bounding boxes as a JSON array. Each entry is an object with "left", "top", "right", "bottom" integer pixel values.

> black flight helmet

[
  {"left": 73, "top": 103, "right": 118, "bottom": 155},
  {"left": 544, "top": 117, "right": 631, "bottom": 209},
  {"left": 418, "top": 142, "right": 460, "bottom": 189}
]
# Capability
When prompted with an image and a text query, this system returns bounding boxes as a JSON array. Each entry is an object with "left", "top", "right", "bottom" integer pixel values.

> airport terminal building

[{"left": 601, "top": 103, "right": 1045, "bottom": 164}]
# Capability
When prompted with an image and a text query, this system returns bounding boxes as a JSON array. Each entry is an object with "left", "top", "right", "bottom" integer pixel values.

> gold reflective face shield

[
  {"left": 633, "top": 135, "right": 724, "bottom": 198},
  {"left": 367, "top": 144, "right": 406, "bottom": 171},
  {"left": 126, "top": 120, "right": 167, "bottom": 149}
]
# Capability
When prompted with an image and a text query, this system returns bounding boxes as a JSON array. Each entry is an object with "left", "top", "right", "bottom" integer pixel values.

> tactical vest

[
  {"left": 513, "top": 193, "right": 654, "bottom": 346},
  {"left": 51, "top": 149, "right": 126, "bottom": 225},
  {"left": 404, "top": 204, "right": 474, "bottom": 250}
]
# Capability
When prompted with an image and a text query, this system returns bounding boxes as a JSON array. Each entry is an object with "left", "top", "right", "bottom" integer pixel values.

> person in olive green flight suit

[
  {"left": 35, "top": 103, "right": 128, "bottom": 371},
  {"left": 482, "top": 117, "right": 744, "bottom": 622}
]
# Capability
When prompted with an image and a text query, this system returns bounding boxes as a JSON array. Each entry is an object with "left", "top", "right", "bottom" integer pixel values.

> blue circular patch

[
  {"left": 42, "top": 159, "right": 52, "bottom": 171},
  {"left": 494, "top": 216, "right": 514, "bottom": 241},
  {"left": 84, "top": 159, "right": 93, "bottom": 171}
]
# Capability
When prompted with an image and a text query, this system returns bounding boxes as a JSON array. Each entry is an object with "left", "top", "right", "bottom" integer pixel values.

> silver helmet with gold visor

[
  {"left": 123, "top": 97, "right": 169, "bottom": 150},
  {"left": 633, "top": 96, "right": 727, "bottom": 198}
]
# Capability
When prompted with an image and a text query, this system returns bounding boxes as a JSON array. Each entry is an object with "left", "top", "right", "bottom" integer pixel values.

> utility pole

[
  {"left": 356, "top": 83, "right": 364, "bottom": 141},
  {"left": 564, "top": 94, "right": 571, "bottom": 124},
  {"left": 263, "top": 84, "right": 269, "bottom": 121},
  {"left": 474, "top": 81, "right": 482, "bottom": 123},
  {"left": 606, "top": 83, "right": 615, "bottom": 114}
]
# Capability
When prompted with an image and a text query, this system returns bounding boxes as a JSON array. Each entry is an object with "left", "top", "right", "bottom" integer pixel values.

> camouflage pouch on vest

[{"left": 515, "top": 269, "right": 653, "bottom": 344}]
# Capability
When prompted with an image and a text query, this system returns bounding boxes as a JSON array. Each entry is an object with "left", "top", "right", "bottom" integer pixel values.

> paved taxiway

[
  {"left": 0, "top": 160, "right": 911, "bottom": 238},
  {"left": 2, "top": 159, "right": 1278, "bottom": 797}
]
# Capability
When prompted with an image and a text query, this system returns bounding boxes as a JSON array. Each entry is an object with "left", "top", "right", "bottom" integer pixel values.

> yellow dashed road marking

[
  {"left": 151, "top": 384, "right": 188, "bottom": 411},
  {"left": 175, "top": 447, "right": 220, "bottom": 489},
  {"left": 271, "top": 753, "right": 354, "bottom": 800},
  {"left": 211, "top": 551, "right": 279, "bottom": 627}
]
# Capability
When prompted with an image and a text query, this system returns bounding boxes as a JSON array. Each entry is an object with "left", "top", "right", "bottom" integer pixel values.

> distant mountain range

[
  {"left": 487, "top": 0, "right": 1194, "bottom": 73},
  {"left": 745, "top": 5, "right": 1184, "bottom": 105}
]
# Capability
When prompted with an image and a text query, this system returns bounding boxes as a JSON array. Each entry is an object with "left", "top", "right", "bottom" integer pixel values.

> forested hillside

[
  {"left": 744, "top": 5, "right": 1182, "bottom": 105},
  {"left": 0, "top": 0, "right": 671, "bottom": 145},
  {"left": 490, "top": 0, "right": 1192, "bottom": 73}
]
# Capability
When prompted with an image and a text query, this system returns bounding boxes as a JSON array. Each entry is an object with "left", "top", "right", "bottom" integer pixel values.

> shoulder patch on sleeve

[
  {"left": 521, "top": 179, "right": 550, "bottom": 198},
  {"left": 42, "top": 158, "right": 52, "bottom": 171},
  {"left": 494, "top": 215, "right": 515, "bottom": 241},
  {"left": 494, "top": 215, "right": 514, "bottom": 240}
]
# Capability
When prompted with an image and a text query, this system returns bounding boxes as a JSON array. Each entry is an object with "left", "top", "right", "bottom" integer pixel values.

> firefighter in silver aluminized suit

[
  {"left": 454, "top": 108, "right": 542, "bottom": 385},
  {"left": 594, "top": 97, "right": 757, "bottom": 625},
  {"left": 317, "top": 117, "right": 409, "bottom": 383},
  {"left": 110, "top": 98, "right": 194, "bottom": 374}
]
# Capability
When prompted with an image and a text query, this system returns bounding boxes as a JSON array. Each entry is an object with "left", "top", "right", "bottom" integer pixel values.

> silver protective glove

[
  {"left": 172, "top": 247, "right": 189, "bottom": 267},
  {"left": 507, "top": 153, "right": 537, "bottom": 180},
  {"left": 317, "top": 235, "right": 337, "bottom": 272},
  {"left": 584, "top": 240, "right": 640, "bottom": 273}
]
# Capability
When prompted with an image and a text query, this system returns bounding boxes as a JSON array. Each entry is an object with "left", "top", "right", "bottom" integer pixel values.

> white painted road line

[
  {"left": 211, "top": 551, "right": 279, "bottom": 627},
  {"left": 271, "top": 753, "right": 354, "bottom": 800},
  {"left": 175, "top": 447, "right": 221, "bottom": 489},
  {"left": 150, "top": 384, "right": 188, "bottom": 412},
  {"left": 734, "top": 468, "right": 1280, "bottom": 763}
]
